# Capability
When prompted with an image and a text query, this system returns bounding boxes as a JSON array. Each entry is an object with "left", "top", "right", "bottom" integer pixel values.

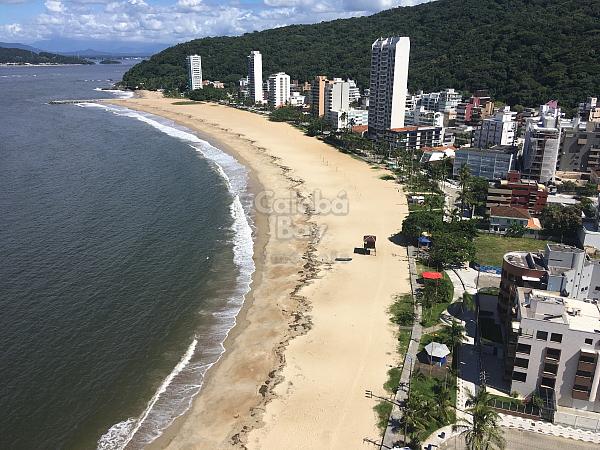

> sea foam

[{"left": 85, "top": 103, "right": 255, "bottom": 449}]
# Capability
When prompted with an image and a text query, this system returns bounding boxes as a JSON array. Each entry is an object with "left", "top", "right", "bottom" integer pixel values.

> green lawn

[{"left": 474, "top": 234, "right": 553, "bottom": 267}]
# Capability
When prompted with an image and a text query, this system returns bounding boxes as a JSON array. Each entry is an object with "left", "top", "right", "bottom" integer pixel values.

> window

[
  {"left": 541, "top": 377, "right": 556, "bottom": 388},
  {"left": 543, "top": 362, "right": 558, "bottom": 375},
  {"left": 545, "top": 348, "right": 561, "bottom": 360},
  {"left": 512, "top": 371, "right": 527, "bottom": 382},
  {"left": 585, "top": 338, "right": 593, "bottom": 345},
  {"left": 550, "top": 333, "right": 562, "bottom": 343},
  {"left": 514, "top": 357, "right": 529, "bottom": 369},
  {"left": 576, "top": 370, "right": 593, "bottom": 378},
  {"left": 517, "top": 343, "right": 531, "bottom": 355},
  {"left": 536, "top": 331, "right": 548, "bottom": 340},
  {"left": 580, "top": 354, "right": 596, "bottom": 364}
]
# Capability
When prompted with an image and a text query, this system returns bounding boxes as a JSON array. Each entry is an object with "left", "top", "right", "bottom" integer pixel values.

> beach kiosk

[
  {"left": 363, "top": 235, "right": 376, "bottom": 255},
  {"left": 424, "top": 342, "right": 450, "bottom": 366}
]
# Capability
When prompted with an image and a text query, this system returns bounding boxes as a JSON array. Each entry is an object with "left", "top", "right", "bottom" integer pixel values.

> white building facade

[
  {"left": 474, "top": 106, "right": 517, "bottom": 148},
  {"left": 509, "top": 288, "right": 600, "bottom": 413},
  {"left": 523, "top": 102, "right": 562, "bottom": 183},
  {"left": 248, "top": 50, "right": 263, "bottom": 103},
  {"left": 267, "top": 72, "right": 290, "bottom": 108},
  {"left": 368, "top": 36, "right": 410, "bottom": 136},
  {"left": 186, "top": 55, "right": 202, "bottom": 91}
]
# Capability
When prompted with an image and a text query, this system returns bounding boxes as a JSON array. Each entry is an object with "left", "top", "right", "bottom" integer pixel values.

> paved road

[
  {"left": 381, "top": 246, "right": 423, "bottom": 449},
  {"left": 439, "top": 427, "right": 599, "bottom": 450}
]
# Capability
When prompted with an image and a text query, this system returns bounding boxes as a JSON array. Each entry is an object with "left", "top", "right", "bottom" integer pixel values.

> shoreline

[{"left": 107, "top": 92, "right": 410, "bottom": 449}]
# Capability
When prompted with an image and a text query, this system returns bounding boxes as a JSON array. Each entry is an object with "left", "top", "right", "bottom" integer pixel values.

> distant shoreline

[{"left": 0, "top": 63, "right": 91, "bottom": 67}]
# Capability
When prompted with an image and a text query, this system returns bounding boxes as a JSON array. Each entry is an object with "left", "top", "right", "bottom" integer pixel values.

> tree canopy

[{"left": 122, "top": 0, "right": 600, "bottom": 109}]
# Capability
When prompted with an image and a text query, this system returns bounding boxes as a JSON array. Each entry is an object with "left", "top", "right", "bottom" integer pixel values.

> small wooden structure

[{"left": 363, "top": 235, "right": 376, "bottom": 255}]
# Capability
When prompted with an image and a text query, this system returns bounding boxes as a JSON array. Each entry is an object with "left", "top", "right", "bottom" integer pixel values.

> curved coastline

[
  {"left": 104, "top": 92, "right": 411, "bottom": 450},
  {"left": 84, "top": 101, "right": 260, "bottom": 449}
]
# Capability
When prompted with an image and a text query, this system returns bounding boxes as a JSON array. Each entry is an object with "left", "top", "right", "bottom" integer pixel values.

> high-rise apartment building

[
  {"left": 267, "top": 72, "right": 290, "bottom": 108},
  {"left": 523, "top": 102, "right": 562, "bottom": 183},
  {"left": 473, "top": 106, "right": 517, "bottom": 148},
  {"left": 310, "top": 75, "right": 329, "bottom": 117},
  {"left": 247, "top": 50, "right": 263, "bottom": 104},
  {"left": 186, "top": 55, "right": 202, "bottom": 91},
  {"left": 368, "top": 36, "right": 410, "bottom": 136}
]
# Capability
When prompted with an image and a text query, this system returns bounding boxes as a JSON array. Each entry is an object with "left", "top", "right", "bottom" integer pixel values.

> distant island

[
  {"left": 0, "top": 47, "right": 92, "bottom": 65},
  {"left": 99, "top": 59, "right": 121, "bottom": 65}
]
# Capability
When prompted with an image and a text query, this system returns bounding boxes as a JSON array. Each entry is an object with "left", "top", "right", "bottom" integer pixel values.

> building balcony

[
  {"left": 574, "top": 375, "right": 593, "bottom": 387},
  {"left": 578, "top": 361, "right": 596, "bottom": 373},
  {"left": 572, "top": 388, "right": 590, "bottom": 401}
]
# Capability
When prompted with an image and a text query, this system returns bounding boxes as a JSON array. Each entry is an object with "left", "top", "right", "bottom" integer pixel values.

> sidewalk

[
  {"left": 381, "top": 246, "right": 423, "bottom": 449},
  {"left": 500, "top": 414, "right": 600, "bottom": 444}
]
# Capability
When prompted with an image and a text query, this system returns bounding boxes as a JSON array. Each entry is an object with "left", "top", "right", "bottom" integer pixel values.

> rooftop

[
  {"left": 504, "top": 251, "right": 546, "bottom": 270},
  {"left": 518, "top": 288, "right": 600, "bottom": 333},
  {"left": 490, "top": 206, "right": 531, "bottom": 220},
  {"left": 456, "top": 145, "right": 516, "bottom": 155}
]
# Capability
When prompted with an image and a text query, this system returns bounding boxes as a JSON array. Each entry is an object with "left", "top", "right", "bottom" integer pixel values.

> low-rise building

[
  {"left": 486, "top": 171, "right": 548, "bottom": 215},
  {"left": 327, "top": 109, "right": 369, "bottom": 131},
  {"left": 289, "top": 92, "right": 306, "bottom": 107},
  {"left": 506, "top": 288, "right": 600, "bottom": 412},
  {"left": 453, "top": 146, "right": 516, "bottom": 180},
  {"left": 489, "top": 206, "right": 541, "bottom": 234},
  {"left": 382, "top": 126, "right": 444, "bottom": 152}
]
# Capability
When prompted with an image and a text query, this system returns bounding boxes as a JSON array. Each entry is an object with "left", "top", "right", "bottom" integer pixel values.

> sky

[{"left": 0, "top": 0, "right": 432, "bottom": 49}]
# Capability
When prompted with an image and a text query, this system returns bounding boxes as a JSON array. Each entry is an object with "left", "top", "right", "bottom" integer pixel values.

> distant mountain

[
  {"left": 0, "top": 48, "right": 93, "bottom": 65},
  {"left": 122, "top": 0, "right": 600, "bottom": 109},
  {"left": 31, "top": 38, "right": 170, "bottom": 57},
  {"left": 0, "top": 42, "right": 42, "bottom": 53}
]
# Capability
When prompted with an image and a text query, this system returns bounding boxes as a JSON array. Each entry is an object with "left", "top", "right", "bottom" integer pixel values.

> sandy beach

[{"left": 108, "top": 92, "right": 411, "bottom": 449}]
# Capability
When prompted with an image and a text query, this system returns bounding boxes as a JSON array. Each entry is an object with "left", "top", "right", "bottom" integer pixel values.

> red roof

[
  {"left": 351, "top": 125, "right": 368, "bottom": 134},
  {"left": 422, "top": 272, "right": 443, "bottom": 280}
]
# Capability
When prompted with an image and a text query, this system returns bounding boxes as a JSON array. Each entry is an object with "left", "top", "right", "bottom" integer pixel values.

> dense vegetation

[
  {"left": 0, "top": 47, "right": 92, "bottom": 65},
  {"left": 122, "top": 0, "right": 600, "bottom": 108},
  {"left": 99, "top": 59, "right": 121, "bottom": 64}
]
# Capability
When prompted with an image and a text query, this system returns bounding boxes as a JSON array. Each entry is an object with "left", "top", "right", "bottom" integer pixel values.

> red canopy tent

[{"left": 422, "top": 271, "right": 443, "bottom": 280}]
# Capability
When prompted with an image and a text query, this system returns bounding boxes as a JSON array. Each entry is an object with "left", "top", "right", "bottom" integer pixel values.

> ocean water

[{"left": 0, "top": 63, "right": 254, "bottom": 449}]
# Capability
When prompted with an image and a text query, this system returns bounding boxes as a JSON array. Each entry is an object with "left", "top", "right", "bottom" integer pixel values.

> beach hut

[
  {"left": 418, "top": 235, "right": 432, "bottom": 250},
  {"left": 424, "top": 342, "right": 450, "bottom": 366},
  {"left": 363, "top": 235, "right": 376, "bottom": 255}
]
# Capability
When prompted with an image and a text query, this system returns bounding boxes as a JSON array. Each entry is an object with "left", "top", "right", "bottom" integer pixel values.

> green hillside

[
  {"left": 0, "top": 47, "right": 92, "bottom": 65},
  {"left": 122, "top": 0, "right": 600, "bottom": 109}
]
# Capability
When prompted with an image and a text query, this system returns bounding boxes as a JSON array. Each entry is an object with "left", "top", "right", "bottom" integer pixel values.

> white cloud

[
  {"left": 0, "top": 0, "right": 434, "bottom": 44},
  {"left": 44, "top": 0, "right": 65, "bottom": 12}
]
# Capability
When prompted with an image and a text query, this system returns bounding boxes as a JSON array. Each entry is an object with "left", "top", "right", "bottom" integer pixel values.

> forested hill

[
  {"left": 0, "top": 47, "right": 92, "bottom": 65},
  {"left": 122, "top": 0, "right": 600, "bottom": 108}
]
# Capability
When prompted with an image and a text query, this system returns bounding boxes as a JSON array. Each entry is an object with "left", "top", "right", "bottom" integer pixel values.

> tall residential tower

[
  {"left": 368, "top": 36, "right": 410, "bottom": 136},
  {"left": 248, "top": 50, "right": 263, "bottom": 103},
  {"left": 186, "top": 55, "right": 203, "bottom": 91},
  {"left": 267, "top": 72, "right": 290, "bottom": 108}
]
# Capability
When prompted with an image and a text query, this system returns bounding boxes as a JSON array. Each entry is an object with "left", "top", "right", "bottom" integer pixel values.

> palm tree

[
  {"left": 445, "top": 319, "right": 466, "bottom": 356},
  {"left": 458, "top": 164, "right": 473, "bottom": 214},
  {"left": 457, "top": 388, "right": 506, "bottom": 450},
  {"left": 437, "top": 382, "right": 455, "bottom": 425}
]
